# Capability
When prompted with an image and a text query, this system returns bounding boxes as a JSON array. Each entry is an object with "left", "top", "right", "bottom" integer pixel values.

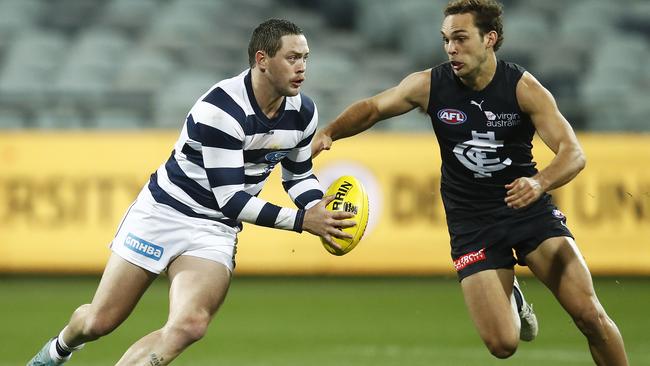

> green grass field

[{"left": 1, "top": 276, "right": 648, "bottom": 365}]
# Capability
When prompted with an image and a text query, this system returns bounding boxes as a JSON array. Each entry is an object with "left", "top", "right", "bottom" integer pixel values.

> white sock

[
  {"left": 510, "top": 292, "right": 522, "bottom": 329},
  {"left": 48, "top": 327, "right": 85, "bottom": 361},
  {"left": 48, "top": 339, "right": 68, "bottom": 362},
  {"left": 58, "top": 327, "right": 85, "bottom": 351}
]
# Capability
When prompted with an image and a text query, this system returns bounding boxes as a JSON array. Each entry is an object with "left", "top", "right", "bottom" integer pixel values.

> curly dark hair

[
  {"left": 444, "top": 0, "right": 504, "bottom": 51},
  {"left": 248, "top": 19, "right": 303, "bottom": 67}
]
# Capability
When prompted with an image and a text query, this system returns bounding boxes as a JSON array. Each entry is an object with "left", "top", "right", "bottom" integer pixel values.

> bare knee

[
  {"left": 75, "top": 305, "right": 121, "bottom": 340},
  {"left": 164, "top": 311, "right": 211, "bottom": 347},
  {"left": 485, "top": 338, "right": 518, "bottom": 359},
  {"left": 572, "top": 300, "right": 609, "bottom": 340}
]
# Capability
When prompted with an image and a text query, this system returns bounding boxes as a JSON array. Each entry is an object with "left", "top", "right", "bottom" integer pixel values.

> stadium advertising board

[{"left": 0, "top": 132, "right": 648, "bottom": 275}]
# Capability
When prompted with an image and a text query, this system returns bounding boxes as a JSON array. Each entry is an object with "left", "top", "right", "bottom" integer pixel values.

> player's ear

[
  {"left": 485, "top": 30, "right": 498, "bottom": 49},
  {"left": 255, "top": 51, "right": 268, "bottom": 71}
]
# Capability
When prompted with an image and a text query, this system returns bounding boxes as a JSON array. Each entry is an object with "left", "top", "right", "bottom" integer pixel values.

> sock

[
  {"left": 512, "top": 286, "right": 524, "bottom": 313},
  {"left": 510, "top": 291, "right": 521, "bottom": 328},
  {"left": 55, "top": 338, "right": 72, "bottom": 357},
  {"left": 48, "top": 339, "right": 68, "bottom": 361},
  {"left": 49, "top": 328, "right": 84, "bottom": 360}
]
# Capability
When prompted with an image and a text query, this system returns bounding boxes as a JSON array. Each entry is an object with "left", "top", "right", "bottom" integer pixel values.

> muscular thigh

[
  {"left": 90, "top": 253, "right": 158, "bottom": 322},
  {"left": 461, "top": 269, "right": 518, "bottom": 340},
  {"left": 525, "top": 236, "right": 596, "bottom": 313},
  {"left": 167, "top": 255, "right": 232, "bottom": 320}
]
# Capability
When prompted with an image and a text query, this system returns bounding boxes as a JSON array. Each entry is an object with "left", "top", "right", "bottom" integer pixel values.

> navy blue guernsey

[{"left": 427, "top": 60, "right": 537, "bottom": 213}]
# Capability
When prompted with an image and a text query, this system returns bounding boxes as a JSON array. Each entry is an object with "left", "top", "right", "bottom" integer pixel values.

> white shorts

[{"left": 110, "top": 189, "right": 239, "bottom": 274}]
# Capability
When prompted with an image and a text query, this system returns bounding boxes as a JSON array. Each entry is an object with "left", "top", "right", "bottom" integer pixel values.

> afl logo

[{"left": 437, "top": 108, "right": 467, "bottom": 125}]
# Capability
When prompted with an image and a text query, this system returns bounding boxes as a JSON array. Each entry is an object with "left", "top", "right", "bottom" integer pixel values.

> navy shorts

[{"left": 447, "top": 194, "right": 573, "bottom": 281}]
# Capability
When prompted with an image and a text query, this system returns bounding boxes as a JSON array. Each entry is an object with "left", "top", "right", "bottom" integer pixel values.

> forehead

[
  {"left": 277, "top": 34, "right": 309, "bottom": 54},
  {"left": 441, "top": 13, "right": 478, "bottom": 36}
]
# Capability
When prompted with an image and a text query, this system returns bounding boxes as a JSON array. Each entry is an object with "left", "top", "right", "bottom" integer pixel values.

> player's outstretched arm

[
  {"left": 302, "top": 195, "right": 356, "bottom": 249},
  {"left": 312, "top": 70, "right": 431, "bottom": 157},
  {"left": 505, "top": 72, "right": 586, "bottom": 209}
]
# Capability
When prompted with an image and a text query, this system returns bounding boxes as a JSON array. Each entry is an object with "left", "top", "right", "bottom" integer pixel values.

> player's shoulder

[
  {"left": 498, "top": 60, "right": 528, "bottom": 83},
  {"left": 189, "top": 70, "right": 249, "bottom": 132},
  {"left": 214, "top": 70, "right": 248, "bottom": 96},
  {"left": 397, "top": 68, "right": 432, "bottom": 92},
  {"left": 389, "top": 68, "right": 433, "bottom": 111},
  {"left": 200, "top": 70, "right": 249, "bottom": 111}
]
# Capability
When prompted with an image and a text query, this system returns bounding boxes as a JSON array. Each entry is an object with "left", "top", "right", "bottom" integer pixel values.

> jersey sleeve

[
  {"left": 280, "top": 104, "right": 324, "bottom": 209},
  {"left": 191, "top": 98, "right": 305, "bottom": 232}
]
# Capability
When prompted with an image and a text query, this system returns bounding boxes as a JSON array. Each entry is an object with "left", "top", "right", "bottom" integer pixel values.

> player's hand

[
  {"left": 302, "top": 195, "right": 356, "bottom": 249},
  {"left": 311, "top": 129, "right": 332, "bottom": 158},
  {"left": 505, "top": 177, "right": 543, "bottom": 209}
]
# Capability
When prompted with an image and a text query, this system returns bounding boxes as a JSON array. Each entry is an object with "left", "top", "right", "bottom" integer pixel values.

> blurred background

[
  {"left": 0, "top": 0, "right": 647, "bottom": 130},
  {"left": 0, "top": 0, "right": 649, "bottom": 365}
]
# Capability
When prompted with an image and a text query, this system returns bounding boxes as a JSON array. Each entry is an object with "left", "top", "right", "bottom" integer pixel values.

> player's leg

[
  {"left": 525, "top": 236, "right": 628, "bottom": 365},
  {"left": 115, "top": 255, "right": 231, "bottom": 365},
  {"left": 27, "top": 253, "right": 157, "bottom": 365},
  {"left": 460, "top": 268, "right": 520, "bottom": 358},
  {"left": 66, "top": 254, "right": 158, "bottom": 345}
]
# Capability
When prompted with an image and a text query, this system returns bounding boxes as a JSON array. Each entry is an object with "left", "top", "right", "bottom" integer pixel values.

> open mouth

[
  {"left": 291, "top": 79, "right": 304, "bottom": 87},
  {"left": 450, "top": 61, "right": 464, "bottom": 71}
]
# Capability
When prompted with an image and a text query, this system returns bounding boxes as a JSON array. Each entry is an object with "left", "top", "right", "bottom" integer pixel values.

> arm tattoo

[{"left": 149, "top": 353, "right": 164, "bottom": 366}]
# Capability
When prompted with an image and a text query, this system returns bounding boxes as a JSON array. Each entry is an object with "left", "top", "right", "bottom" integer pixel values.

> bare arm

[
  {"left": 505, "top": 72, "right": 586, "bottom": 209},
  {"left": 312, "top": 70, "right": 431, "bottom": 156}
]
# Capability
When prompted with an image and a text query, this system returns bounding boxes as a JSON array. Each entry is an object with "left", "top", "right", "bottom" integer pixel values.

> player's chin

[
  {"left": 284, "top": 86, "right": 301, "bottom": 97},
  {"left": 292, "top": 83, "right": 304, "bottom": 92}
]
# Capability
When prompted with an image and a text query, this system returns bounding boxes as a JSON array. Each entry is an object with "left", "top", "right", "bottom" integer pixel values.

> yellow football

[{"left": 321, "top": 175, "right": 369, "bottom": 256}]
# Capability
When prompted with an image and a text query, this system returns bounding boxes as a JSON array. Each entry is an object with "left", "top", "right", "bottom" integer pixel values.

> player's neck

[
  {"left": 251, "top": 68, "right": 284, "bottom": 119},
  {"left": 460, "top": 54, "right": 497, "bottom": 91}
]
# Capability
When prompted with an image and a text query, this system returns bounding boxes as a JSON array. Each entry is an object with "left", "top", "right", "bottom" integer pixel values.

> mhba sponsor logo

[
  {"left": 124, "top": 233, "right": 164, "bottom": 260},
  {"left": 437, "top": 108, "right": 467, "bottom": 125}
]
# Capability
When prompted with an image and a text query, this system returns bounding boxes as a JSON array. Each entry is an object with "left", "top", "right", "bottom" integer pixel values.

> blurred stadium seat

[
  {"left": 0, "top": 0, "right": 646, "bottom": 131},
  {"left": 113, "top": 49, "right": 177, "bottom": 92},
  {"left": 0, "top": 31, "right": 69, "bottom": 93},
  {"left": 0, "top": 107, "right": 26, "bottom": 128},
  {"left": 98, "top": 0, "right": 159, "bottom": 34},
  {"left": 153, "top": 72, "right": 215, "bottom": 128},
  {"left": 35, "top": 106, "right": 85, "bottom": 129}
]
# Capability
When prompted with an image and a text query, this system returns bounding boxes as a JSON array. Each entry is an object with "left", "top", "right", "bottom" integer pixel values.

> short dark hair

[
  {"left": 247, "top": 19, "right": 303, "bottom": 67},
  {"left": 444, "top": 0, "right": 504, "bottom": 51}
]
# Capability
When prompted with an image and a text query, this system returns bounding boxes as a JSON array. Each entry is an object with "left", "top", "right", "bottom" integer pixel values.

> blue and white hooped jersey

[{"left": 147, "top": 69, "right": 323, "bottom": 232}]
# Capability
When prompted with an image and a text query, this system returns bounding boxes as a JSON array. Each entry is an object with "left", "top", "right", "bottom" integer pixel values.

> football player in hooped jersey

[
  {"left": 312, "top": 0, "right": 629, "bottom": 364},
  {"left": 27, "top": 19, "right": 356, "bottom": 366}
]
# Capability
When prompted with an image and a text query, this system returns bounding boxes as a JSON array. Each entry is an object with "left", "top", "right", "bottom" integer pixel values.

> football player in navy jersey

[
  {"left": 28, "top": 19, "right": 356, "bottom": 366},
  {"left": 312, "top": 0, "right": 628, "bottom": 364}
]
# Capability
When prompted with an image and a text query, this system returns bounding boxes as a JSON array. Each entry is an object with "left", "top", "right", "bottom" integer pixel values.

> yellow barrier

[{"left": 0, "top": 132, "right": 648, "bottom": 275}]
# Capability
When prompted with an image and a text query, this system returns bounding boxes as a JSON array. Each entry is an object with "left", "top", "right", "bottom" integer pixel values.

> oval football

[{"left": 320, "top": 175, "right": 369, "bottom": 256}]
